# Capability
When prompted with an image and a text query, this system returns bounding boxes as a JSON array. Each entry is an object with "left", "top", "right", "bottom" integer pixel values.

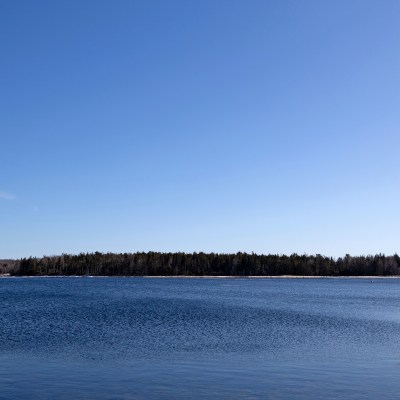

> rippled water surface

[{"left": 1, "top": 277, "right": 400, "bottom": 399}]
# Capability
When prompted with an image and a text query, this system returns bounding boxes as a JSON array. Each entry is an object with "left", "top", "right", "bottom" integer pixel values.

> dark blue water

[{"left": 1, "top": 277, "right": 400, "bottom": 399}]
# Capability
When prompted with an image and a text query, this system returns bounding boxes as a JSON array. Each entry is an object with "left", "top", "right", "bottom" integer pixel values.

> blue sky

[{"left": 1, "top": 0, "right": 399, "bottom": 258}]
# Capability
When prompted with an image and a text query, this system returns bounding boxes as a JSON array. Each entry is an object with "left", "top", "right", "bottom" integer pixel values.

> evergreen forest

[{"left": 3, "top": 252, "right": 400, "bottom": 276}]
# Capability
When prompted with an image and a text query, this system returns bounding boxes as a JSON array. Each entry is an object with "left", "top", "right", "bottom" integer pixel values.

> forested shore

[{"left": 1, "top": 252, "right": 400, "bottom": 276}]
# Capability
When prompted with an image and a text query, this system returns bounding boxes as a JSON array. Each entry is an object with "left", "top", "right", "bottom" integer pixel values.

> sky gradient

[{"left": 1, "top": 0, "right": 399, "bottom": 258}]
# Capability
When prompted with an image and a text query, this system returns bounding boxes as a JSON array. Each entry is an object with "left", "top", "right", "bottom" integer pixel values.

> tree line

[
  {"left": 9, "top": 252, "right": 400, "bottom": 276},
  {"left": 0, "top": 259, "right": 18, "bottom": 275}
]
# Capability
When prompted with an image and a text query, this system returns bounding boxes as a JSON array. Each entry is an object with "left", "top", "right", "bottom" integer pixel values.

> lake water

[{"left": 1, "top": 277, "right": 400, "bottom": 399}]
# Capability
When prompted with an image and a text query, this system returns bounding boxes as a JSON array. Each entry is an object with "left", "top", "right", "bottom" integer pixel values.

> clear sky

[{"left": 1, "top": 0, "right": 399, "bottom": 259}]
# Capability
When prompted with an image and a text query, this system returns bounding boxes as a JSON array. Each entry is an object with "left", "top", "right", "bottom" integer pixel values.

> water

[{"left": 1, "top": 277, "right": 400, "bottom": 399}]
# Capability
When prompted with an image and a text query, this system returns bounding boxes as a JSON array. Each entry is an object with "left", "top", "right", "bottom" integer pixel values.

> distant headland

[{"left": 1, "top": 252, "right": 399, "bottom": 277}]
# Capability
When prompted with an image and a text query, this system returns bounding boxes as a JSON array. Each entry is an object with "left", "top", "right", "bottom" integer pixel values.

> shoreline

[{"left": 1, "top": 274, "right": 400, "bottom": 279}]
